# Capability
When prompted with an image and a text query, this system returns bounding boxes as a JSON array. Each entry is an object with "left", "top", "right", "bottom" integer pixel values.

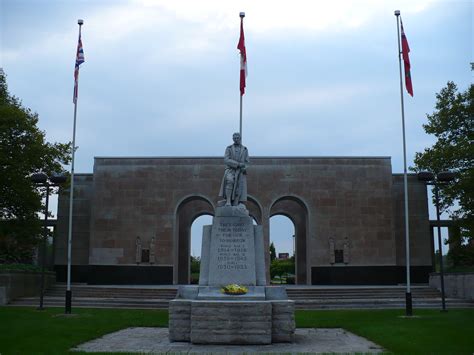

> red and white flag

[
  {"left": 400, "top": 19, "right": 413, "bottom": 97},
  {"left": 73, "top": 32, "right": 85, "bottom": 104},
  {"left": 237, "top": 16, "right": 247, "bottom": 96}
]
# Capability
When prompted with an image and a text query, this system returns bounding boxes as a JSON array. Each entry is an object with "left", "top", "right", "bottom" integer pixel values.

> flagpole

[
  {"left": 239, "top": 94, "right": 243, "bottom": 139},
  {"left": 66, "top": 18, "right": 83, "bottom": 314},
  {"left": 395, "top": 10, "right": 412, "bottom": 317},
  {"left": 239, "top": 12, "right": 245, "bottom": 140}
]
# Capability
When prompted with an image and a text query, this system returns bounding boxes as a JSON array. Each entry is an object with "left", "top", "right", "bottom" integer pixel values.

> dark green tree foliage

[
  {"left": 269, "top": 242, "right": 276, "bottom": 262},
  {"left": 270, "top": 258, "right": 295, "bottom": 281},
  {"left": 189, "top": 255, "right": 201, "bottom": 284},
  {"left": 190, "top": 255, "right": 200, "bottom": 274},
  {"left": 413, "top": 81, "right": 474, "bottom": 266},
  {"left": 0, "top": 71, "right": 71, "bottom": 263}
]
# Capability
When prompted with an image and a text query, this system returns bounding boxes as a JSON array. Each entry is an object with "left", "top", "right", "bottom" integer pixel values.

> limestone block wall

[
  {"left": 0, "top": 271, "right": 56, "bottom": 304},
  {"left": 54, "top": 174, "right": 93, "bottom": 281},
  {"left": 392, "top": 174, "right": 432, "bottom": 266},
  {"left": 55, "top": 174, "right": 93, "bottom": 265},
  {"left": 89, "top": 157, "right": 223, "bottom": 266},
  {"left": 430, "top": 272, "right": 474, "bottom": 300},
  {"left": 54, "top": 156, "right": 433, "bottom": 284}
]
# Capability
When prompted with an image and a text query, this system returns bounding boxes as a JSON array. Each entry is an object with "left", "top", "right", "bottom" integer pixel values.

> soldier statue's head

[{"left": 232, "top": 132, "right": 241, "bottom": 145}]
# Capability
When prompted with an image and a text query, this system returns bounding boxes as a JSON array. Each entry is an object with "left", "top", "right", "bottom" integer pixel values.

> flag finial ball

[
  {"left": 78, "top": 19, "right": 84, "bottom": 25},
  {"left": 394, "top": 10, "right": 400, "bottom": 16},
  {"left": 240, "top": 12, "right": 245, "bottom": 17}
]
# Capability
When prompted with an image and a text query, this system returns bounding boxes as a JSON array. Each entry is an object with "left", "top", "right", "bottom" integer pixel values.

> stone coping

[{"left": 95, "top": 156, "right": 392, "bottom": 160}]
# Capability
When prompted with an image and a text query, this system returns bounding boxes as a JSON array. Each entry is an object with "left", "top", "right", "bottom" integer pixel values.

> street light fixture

[
  {"left": 31, "top": 173, "right": 67, "bottom": 310},
  {"left": 417, "top": 170, "right": 456, "bottom": 311}
]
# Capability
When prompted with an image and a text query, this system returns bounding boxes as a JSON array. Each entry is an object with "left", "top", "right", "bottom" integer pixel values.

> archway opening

[
  {"left": 270, "top": 196, "right": 309, "bottom": 285},
  {"left": 246, "top": 196, "right": 263, "bottom": 224},
  {"left": 269, "top": 215, "right": 295, "bottom": 284},
  {"left": 190, "top": 214, "right": 213, "bottom": 284},
  {"left": 175, "top": 196, "right": 214, "bottom": 284}
]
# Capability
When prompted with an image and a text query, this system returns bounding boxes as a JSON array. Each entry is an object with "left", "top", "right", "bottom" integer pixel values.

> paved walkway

[{"left": 72, "top": 327, "right": 384, "bottom": 354}]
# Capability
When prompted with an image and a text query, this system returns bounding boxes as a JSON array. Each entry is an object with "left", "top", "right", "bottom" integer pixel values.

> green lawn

[
  {"left": 297, "top": 309, "right": 474, "bottom": 355},
  {"left": 0, "top": 307, "right": 167, "bottom": 355},
  {"left": 0, "top": 307, "right": 473, "bottom": 354}
]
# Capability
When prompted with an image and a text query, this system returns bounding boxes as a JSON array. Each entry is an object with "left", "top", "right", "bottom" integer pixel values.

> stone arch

[
  {"left": 174, "top": 195, "right": 215, "bottom": 284},
  {"left": 270, "top": 195, "right": 309, "bottom": 285},
  {"left": 247, "top": 195, "right": 263, "bottom": 224}
]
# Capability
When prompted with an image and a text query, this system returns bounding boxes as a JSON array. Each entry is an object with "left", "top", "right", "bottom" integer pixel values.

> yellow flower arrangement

[{"left": 221, "top": 284, "right": 248, "bottom": 295}]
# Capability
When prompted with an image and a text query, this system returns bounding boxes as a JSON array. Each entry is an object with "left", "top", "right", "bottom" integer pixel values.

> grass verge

[
  {"left": 296, "top": 309, "right": 474, "bottom": 354},
  {"left": 0, "top": 307, "right": 473, "bottom": 354},
  {"left": 0, "top": 307, "right": 167, "bottom": 355}
]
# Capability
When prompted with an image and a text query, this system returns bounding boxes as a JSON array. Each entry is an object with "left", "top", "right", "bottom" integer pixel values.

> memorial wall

[{"left": 54, "top": 156, "right": 433, "bottom": 285}]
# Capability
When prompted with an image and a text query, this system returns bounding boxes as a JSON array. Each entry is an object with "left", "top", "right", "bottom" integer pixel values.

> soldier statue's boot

[
  {"left": 225, "top": 187, "right": 233, "bottom": 206},
  {"left": 232, "top": 194, "right": 240, "bottom": 206}
]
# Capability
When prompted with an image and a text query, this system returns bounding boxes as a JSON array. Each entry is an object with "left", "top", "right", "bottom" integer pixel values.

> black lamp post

[
  {"left": 417, "top": 171, "right": 456, "bottom": 311},
  {"left": 31, "top": 173, "right": 67, "bottom": 310}
]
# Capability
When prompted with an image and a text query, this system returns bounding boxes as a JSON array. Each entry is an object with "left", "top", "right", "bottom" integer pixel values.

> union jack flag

[{"left": 73, "top": 33, "right": 85, "bottom": 104}]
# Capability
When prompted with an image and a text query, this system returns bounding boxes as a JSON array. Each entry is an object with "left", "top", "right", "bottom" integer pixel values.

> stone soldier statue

[{"left": 219, "top": 132, "right": 249, "bottom": 206}]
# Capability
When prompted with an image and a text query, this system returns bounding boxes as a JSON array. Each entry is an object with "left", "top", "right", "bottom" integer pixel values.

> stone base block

[
  {"left": 272, "top": 301, "right": 296, "bottom": 342},
  {"left": 191, "top": 301, "right": 271, "bottom": 344},
  {"left": 168, "top": 300, "right": 191, "bottom": 342},
  {"left": 169, "top": 298, "right": 295, "bottom": 344}
]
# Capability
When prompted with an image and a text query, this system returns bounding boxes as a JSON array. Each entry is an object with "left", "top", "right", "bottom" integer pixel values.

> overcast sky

[{"left": 1, "top": 0, "right": 471, "bottom": 255}]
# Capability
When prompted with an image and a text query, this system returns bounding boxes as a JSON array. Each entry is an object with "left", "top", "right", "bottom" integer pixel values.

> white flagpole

[
  {"left": 66, "top": 19, "right": 83, "bottom": 314},
  {"left": 239, "top": 95, "right": 243, "bottom": 139},
  {"left": 395, "top": 10, "right": 412, "bottom": 317}
]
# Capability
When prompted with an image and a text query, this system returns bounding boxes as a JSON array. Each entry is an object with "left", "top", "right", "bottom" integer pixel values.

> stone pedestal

[
  {"left": 169, "top": 288, "right": 295, "bottom": 345},
  {"left": 168, "top": 206, "right": 295, "bottom": 345},
  {"left": 199, "top": 205, "right": 266, "bottom": 288}
]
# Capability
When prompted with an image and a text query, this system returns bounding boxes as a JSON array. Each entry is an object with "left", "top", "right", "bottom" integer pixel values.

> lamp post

[
  {"left": 31, "top": 173, "right": 67, "bottom": 310},
  {"left": 292, "top": 234, "right": 295, "bottom": 258},
  {"left": 417, "top": 171, "right": 456, "bottom": 311}
]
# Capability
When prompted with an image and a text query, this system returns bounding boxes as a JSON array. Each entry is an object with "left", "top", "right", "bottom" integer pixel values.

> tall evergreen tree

[{"left": 269, "top": 242, "right": 276, "bottom": 262}]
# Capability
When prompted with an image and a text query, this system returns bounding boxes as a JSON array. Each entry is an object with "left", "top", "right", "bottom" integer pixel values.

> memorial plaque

[
  {"left": 141, "top": 249, "right": 150, "bottom": 263},
  {"left": 208, "top": 216, "right": 256, "bottom": 286},
  {"left": 334, "top": 249, "right": 344, "bottom": 264}
]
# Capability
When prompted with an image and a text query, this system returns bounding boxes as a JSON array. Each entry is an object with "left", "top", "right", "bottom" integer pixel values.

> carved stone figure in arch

[
  {"left": 150, "top": 236, "right": 156, "bottom": 264},
  {"left": 135, "top": 236, "right": 141, "bottom": 264}
]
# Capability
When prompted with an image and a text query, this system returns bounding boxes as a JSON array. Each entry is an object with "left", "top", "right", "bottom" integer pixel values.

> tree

[
  {"left": 413, "top": 81, "right": 474, "bottom": 266},
  {"left": 190, "top": 255, "right": 200, "bottom": 274},
  {"left": 0, "top": 70, "right": 71, "bottom": 263},
  {"left": 269, "top": 242, "right": 276, "bottom": 262},
  {"left": 270, "top": 259, "right": 295, "bottom": 283}
]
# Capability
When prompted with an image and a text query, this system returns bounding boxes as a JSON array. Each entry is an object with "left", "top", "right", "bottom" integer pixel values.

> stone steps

[
  {"left": 286, "top": 287, "right": 440, "bottom": 299},
  {"left": 44, "top": 292, "right": 178, "bottom": 298},
  {"left": 10, "top": 297, "right": 170, "bottom": 309},
  {"left": 8, "top": 284, "right": 474, "bottom": 310},
  {"left": 43, "top": 285, "right": 178, "bottom": 299},
  {"left": 10, "top": 296, "right": 473, "bottom": 310},
  {"left": 295, "top": 301, "right": 474, "bottom": 309}
]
